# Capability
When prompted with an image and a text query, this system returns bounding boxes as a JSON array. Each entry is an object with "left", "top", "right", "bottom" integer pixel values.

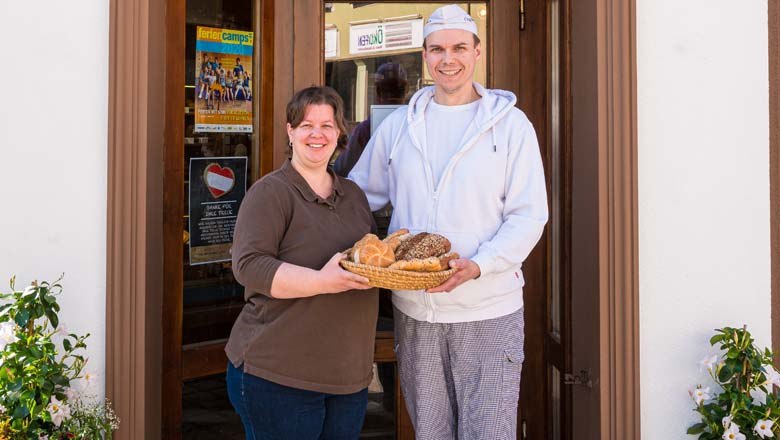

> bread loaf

[
  {"left": 382, "top": 228, "right": 411, "bottom": 251},
  {"left": 394, "top": 232, "right": 428, "bottom": 259},
  {"left": 388, "top": 252, "right": 460, "bottom": 272},
  {"left": 396, "top": 233, "right": 451, "bottom": 261}
]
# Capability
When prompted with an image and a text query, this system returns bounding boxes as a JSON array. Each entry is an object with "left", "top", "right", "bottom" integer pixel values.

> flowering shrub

[
  {"left": 0, "top": 276, "right": 119, "bottom": 439},
  {"left": 688, "top": 326, "right": 780, "bottom": 440}
]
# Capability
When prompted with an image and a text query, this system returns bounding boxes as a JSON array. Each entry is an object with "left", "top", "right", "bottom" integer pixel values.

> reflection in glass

[
  {"left": 551, "top": 366, "right": 561, "bottom": 440},
  {"left": 182, "top": 0, "right": 255, "bottom": 436},
  {"left": 549, "top": 0, "right": 562, "bottom": 341},
  {"left": 183, "top": 0, "right": 254, "bottom": 346}
]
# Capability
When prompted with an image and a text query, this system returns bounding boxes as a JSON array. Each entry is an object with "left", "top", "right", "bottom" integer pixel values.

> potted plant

[
  {"left": 0, "top": 276, "right": 118, "bottom": 439},
  {"left": 688, "top": 326, "right": 780, "bottom": 439}
]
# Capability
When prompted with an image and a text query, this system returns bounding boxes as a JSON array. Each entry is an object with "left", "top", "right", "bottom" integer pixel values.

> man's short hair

[{"left": 422, "top": 33, "right": 481, "bottom": 50}]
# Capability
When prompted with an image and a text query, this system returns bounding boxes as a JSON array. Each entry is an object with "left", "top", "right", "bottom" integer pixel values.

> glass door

[{"left": 163, "top": 0, "right": 261, "bottom": 438}]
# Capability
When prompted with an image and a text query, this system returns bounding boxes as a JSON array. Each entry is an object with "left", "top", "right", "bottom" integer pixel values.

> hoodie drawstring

[{"left": 387, "top": 117, "right": 408, "bottom": 166}]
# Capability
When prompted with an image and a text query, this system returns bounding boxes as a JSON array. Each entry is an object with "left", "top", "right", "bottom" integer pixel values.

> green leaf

[
  {"left": 12, "top": 404, "right": 29, "bottom": 418},
  {"left": 63, "top": 338, "right": 72, "bottom": 351},
  {"left": 14, "top": 309, "right": 29, "bottom": 327},
  {"left": 46, "top": 309, "right": 59, "bottom": 329},
  {"left": 8, "top": 378, "right": 23, "bottom": 392},
  {"left": 687, "top": 423, "right": 707, "bottom": 434}
]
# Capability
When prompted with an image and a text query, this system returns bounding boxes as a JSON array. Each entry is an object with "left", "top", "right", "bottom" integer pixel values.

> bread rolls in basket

[{"left": 340, "top": 230, "right": 458, "bottom": 290}]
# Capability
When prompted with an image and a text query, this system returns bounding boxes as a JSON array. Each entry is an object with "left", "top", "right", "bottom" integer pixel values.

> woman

[{"left": 226, "top": 86, "right": 378, "bottom": 440}]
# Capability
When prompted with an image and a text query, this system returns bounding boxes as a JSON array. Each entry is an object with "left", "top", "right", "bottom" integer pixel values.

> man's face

[{"left": 423, "top": 29, "right": 481, "bottom": 95}]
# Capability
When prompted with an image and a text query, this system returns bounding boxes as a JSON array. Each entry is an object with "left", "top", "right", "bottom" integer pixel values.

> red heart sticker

[{"left": 203, "top": 163, "right": 236, "bottom": 198}]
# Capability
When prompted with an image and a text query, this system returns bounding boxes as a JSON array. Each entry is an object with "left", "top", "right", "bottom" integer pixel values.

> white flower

[
  {"left": 0, "top": 322, "right": 18, "bottom": 351},
  {"left": 38, "top": 435, "right": 48, "bottom": 440},
  {"left": 0, "top": 403, "right": 5, "bottom": 414},
  {"left": 752, "top": 389, "right": 768, "bottom": 405},
  {"left": 689, "top": 385, "right": 711, "bottom": 405},
  {"left": 722, "top": 416, "right": 733, "bottom": 429},
  {"left": 54, "top": 323, "right": 69, "bottom": 337},
  {"left": 754, "top": 420, "right": 775, "bottom": 438},
  {"left": 23, "top": 286, "right": 36, "bottom": 296},
  {"left": 46, "top": 395, "right": 71, "bottom": 427},
  {"left": 80, "top": 371, "right": 98, "bottom": 391},
  {"left": 764, "top": 365, "right": 780, "bottom": 388},
  {"left": 723, "top": 422, "right": 746, "bottom": 440},
  {"left": 64, "top": 386, "right": 79, "bottom": 401},
  {"left": 699, "top": 354, "right": 719, "bottom": 372}
]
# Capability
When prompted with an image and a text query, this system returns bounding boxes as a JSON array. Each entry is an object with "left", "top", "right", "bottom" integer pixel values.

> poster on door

[
  {"left": 194, "top": 26, "right": 254, "bottom": 133},
  {"left": 188, "top": 157, "right": 248, "bottom": 265}
]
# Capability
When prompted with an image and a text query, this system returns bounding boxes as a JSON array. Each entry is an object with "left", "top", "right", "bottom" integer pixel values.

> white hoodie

[{"left": 348, "top": 83, "right": 548, "bottom": 323}]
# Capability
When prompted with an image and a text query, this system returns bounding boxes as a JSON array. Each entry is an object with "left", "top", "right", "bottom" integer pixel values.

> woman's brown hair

[{"left": 286, "top": 86, "right": 349, "bottom": 157}]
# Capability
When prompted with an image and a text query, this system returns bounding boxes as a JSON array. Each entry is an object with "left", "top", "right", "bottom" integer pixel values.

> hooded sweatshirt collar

[{"left": 404, "top": 82, "right": 517, "bottom": 158}]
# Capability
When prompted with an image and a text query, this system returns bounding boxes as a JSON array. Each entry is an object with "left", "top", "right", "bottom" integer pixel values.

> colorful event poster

[
  {"left": 195, "top": 26, "right": 254, "bottom": 133},
  {"left": 188, "top": 157, "right": 248, "bottom": 265}
]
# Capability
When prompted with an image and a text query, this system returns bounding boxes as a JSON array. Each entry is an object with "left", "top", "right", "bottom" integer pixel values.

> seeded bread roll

[
  {"left": 394, "top": 232, "right": 429, "bottom": 260},
  {"left": 396, "top": 233, "right": 451, "bottom": 261}
]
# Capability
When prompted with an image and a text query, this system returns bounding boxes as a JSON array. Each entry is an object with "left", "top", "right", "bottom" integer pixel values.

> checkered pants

[{"left": 394, "top": 307, "right": 525, "bottom": 440}]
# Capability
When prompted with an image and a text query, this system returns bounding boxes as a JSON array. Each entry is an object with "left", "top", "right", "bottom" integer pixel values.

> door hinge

[
  {"left": 520, "top": 0, "right": 526, "bottom": 31},
  {"left": 521, "top": 419, "right": 528, "bottom": 440},
  {"left": 564, "top": 370, "right": 595, "bottom": 388}
]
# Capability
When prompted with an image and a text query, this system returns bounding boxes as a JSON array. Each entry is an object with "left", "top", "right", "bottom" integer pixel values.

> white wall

[
  {"left": 0, "top": 1, "right": 109, "bottom": 397},
  {"left": 637, "top": 0, "right": 771, "bottom": 437}
]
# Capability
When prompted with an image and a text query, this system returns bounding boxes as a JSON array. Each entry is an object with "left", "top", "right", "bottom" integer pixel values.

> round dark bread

[
  {"left": 397, "top": 233, "right": 451, "bottom": 261},
  {"left": 394, "top": 232, "right": 428, "bottom": 260}
]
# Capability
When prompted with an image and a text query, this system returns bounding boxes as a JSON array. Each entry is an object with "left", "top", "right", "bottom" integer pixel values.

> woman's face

[{"left": 287, "top": 103, "right": 340, "bottom": 172}]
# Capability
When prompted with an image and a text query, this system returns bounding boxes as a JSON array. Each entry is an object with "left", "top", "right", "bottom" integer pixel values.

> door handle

[{"left": 520, "top": 0, "right": 526, "bottom": 31}]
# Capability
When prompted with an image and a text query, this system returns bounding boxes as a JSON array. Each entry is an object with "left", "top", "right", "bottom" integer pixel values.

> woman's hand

[{"left": 318, "top": 253, "right": 373, "bottom": 293}]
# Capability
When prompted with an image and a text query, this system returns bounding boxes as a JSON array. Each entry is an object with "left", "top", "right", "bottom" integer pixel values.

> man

[{"left": 348, "top": 4, "right": 548, "bottom": 439}]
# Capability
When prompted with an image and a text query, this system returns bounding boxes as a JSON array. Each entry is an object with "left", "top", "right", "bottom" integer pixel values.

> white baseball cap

[{"left": 423, "top": 4, "right": 479, "bottom": 40}]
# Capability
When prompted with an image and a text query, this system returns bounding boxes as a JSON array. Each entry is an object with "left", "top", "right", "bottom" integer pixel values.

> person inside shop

[
  {"left": 348, "top": 4, "right": 549, "bottom": 439},
  {"left": 225, "top": 86, "right": 379, "bottom": 439},
  {"left": 332, "top": 62, "right": 408, "bottom": 178}
]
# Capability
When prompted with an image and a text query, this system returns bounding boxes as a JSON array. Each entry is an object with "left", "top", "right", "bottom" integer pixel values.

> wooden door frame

[
  {"left": 106, "top": 0, "right": 642, "bottom": 439},
  {"left": 770, "top": 0, "right": 780, "bottom": 365}
]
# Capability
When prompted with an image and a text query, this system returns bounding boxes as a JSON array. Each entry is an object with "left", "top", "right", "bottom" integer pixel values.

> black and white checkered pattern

[{"left": 394, "top": 308, "right": 525, "bottom": 440}]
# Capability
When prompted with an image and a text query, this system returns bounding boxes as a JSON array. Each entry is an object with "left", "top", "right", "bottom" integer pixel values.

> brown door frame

[
  {"left": 106, "top": 0, "right": 649, "bottom": 439},
  {"left": 770, "top": 0, "right": 780, "bottom": 367},
  {"left": 771, "top": 0, "right": 780, "bottom": 369}
]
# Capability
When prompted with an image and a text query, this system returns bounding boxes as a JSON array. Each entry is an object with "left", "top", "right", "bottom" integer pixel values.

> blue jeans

[{"left": 226, "top": 362, "right": 368, "bottom": 440}]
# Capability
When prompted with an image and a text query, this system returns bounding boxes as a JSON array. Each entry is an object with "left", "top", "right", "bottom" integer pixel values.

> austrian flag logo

[{"left": 203, "top": 163, "right": 236, "bottom": 198}]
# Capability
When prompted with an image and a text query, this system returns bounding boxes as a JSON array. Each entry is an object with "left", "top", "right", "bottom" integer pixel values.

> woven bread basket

[{"left": 339, "top": 260, "right": 457, "bottom": 290}]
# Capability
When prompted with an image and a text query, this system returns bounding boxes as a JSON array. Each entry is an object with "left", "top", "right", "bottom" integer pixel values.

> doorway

[{"left": 148, "top": 0, "right": 635, "bottom": 439}]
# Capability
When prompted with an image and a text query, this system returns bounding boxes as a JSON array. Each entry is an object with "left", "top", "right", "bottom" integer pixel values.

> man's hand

[{"left": 426, "top": 258, "right": 481, "bottom": 293}]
